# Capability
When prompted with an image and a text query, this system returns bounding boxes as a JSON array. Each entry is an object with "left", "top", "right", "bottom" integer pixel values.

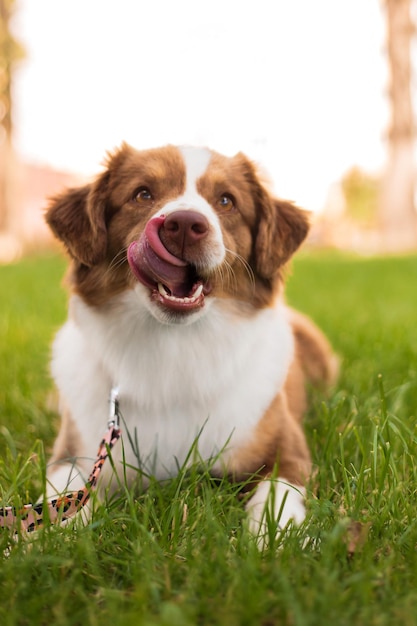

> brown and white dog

[{"left": 45, "top": 144, "right": 336, "bottom": 541}]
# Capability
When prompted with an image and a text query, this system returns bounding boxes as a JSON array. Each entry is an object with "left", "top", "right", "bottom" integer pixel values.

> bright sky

[{"left": 11, "top": 0, "right": 389, "bottom": 212}]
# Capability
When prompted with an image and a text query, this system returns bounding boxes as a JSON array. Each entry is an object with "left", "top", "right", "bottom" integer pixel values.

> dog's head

[{"left": 46, "top": 144, "right": 309, "bottom": 324}]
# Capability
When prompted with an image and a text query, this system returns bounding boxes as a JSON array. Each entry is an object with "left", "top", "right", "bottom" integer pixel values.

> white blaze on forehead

[
  {"left": 179, "top": 146, "right": 212, "bottom": 194},
  {"left": 154, "top": 146, "right": 213, "bottom": 217},
  {"left": 154, "top": 145, "right": 223, "bottom": 233},
  {"left": 153, "top": 145, "right": 225, "bottom": 269}
]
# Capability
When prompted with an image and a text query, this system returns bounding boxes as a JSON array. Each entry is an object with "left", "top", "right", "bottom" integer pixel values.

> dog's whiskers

[
  {"left": 106, "top": 247, "right": 129, "bottom": 277},
  {"left": 218, "top": 258, "right": 241, "bottom": 292},
  {"left": 213, "top": 260, "right": 235, "bottom": 292},
  {"left": 222, "top": 248, "right": 256, "bottom": 292}
]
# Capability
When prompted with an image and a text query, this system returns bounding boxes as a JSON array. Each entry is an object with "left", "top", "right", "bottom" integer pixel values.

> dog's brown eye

[
  {"left": 218, "top": 194, "right": 235, "bottom": 211},
  {"left": 134, "top": 187, "right": 153, "bottom": 202}
]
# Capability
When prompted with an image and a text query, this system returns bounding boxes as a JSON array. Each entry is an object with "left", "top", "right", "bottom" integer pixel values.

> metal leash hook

[
  {"left": 0, "top": 386, "right": 122, "bottom": 534},
  {"left": 109, "top": 386, "right": 120, "bottom": 430}
]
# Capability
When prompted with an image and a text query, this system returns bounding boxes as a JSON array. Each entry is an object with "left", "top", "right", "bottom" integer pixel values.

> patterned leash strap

[{"left": 0, "top": 387, "right": 121, "bottom": 534}]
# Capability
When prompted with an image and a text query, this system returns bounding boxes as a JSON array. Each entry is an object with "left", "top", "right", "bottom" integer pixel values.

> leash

[{"left": 0, "top": 387, "right": 121, "bottom": 534}]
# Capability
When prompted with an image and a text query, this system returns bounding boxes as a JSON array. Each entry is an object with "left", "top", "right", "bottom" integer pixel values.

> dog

[{"left": 45, "top": 144, "right": 337, "bottom": 542}]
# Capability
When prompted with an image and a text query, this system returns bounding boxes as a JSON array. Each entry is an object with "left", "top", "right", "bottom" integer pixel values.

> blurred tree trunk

[
  {"left": 379, "top": 0, "right": 417, "bottom": 251},
  {"left": 0, "top": 0, "right": 22, "bottom": 238}
]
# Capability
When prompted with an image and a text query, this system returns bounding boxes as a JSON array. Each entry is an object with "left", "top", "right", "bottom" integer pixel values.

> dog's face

[{"left": 46, "top": 144, "right": 309, "bottom": 324}]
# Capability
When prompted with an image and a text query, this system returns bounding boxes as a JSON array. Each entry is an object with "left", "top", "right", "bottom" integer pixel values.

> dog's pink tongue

[{"left": 128, "top": 216, "right": 192, "bottom": 296}]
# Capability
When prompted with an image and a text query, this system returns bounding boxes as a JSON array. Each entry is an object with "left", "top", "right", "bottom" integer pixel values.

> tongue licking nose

[{"left": 127, "top": 213, "right": 208, "bottom": 299}]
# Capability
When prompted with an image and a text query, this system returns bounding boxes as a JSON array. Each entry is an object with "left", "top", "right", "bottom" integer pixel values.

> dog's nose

[{"left": 162, "top": 210, "right": 209, "bottom": 249}]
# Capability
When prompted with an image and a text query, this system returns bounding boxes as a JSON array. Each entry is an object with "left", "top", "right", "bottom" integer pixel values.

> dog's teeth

[
  {"left": 157, "top": 282, "right": 203, "bottom": 304},
  {"left": 158, "top": 283, "right": 168, "bottom": 296},
  {"left": 194, "top": 284, "right": 203, "bottom": 298}
]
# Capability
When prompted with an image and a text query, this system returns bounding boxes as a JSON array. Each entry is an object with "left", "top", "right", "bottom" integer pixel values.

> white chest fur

[{"left": 50, "top": 289, "right": 294, "bottom": 483}]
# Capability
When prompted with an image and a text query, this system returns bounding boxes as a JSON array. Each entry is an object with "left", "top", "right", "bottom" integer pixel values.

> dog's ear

[
  {"left": 255, "top": 195, "right": 310, "bottom": 279},
  {"left": 232, "top": 152, "right": 309, "bottom": 279},
  {"left": 46, "top": 172, "right": 110, "bottom": 266}
]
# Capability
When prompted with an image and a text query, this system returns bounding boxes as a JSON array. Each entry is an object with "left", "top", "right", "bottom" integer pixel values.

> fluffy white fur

[{"left": 49, "top": 290, "right": 295, "bottom": 493}]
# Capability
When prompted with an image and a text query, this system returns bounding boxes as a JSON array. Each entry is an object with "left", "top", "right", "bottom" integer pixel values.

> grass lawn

[{"left": 1, "top": 251, "right": 417, "bottom": 626}]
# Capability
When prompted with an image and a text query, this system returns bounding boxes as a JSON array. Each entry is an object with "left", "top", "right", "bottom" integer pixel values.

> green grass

[{"left": 1, "top": 251, "right": 417, "bottom": 626}]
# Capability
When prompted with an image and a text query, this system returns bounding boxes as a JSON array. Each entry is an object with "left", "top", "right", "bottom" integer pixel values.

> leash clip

[{"left": 108, "top": 386, "right": 120, "bottom": 429}]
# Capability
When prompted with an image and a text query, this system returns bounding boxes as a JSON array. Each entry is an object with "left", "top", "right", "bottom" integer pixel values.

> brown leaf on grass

[{"left": 345, "top": 520, "right": 370, "bottom": 557}]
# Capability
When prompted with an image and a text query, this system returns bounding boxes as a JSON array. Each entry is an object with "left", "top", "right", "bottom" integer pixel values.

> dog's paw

[{"left": 245, "top": 477, "right": 306, "bottom": 549}]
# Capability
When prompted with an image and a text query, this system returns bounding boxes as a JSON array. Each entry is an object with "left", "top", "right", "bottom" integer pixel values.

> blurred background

[{"left": 0, "top": 0, "right": 416, "bottom": 261}]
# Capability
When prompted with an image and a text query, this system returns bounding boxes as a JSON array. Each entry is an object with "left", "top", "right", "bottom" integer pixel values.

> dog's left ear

[{"left": 255, "top": 195, "right": 310, "bottom": 279}]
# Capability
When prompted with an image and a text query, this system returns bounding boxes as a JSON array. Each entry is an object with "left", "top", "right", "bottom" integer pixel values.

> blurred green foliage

[{"left": 341, "top": 167, "right": 379, "bottom": 226}]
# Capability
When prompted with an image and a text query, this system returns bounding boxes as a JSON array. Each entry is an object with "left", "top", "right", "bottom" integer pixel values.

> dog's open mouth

[{"left": 127, "top": 216, "right": 210, "bottom": 312}]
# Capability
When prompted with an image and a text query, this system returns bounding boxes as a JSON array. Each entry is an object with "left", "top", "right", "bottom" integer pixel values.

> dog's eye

[
  {"left": 218, "top": 194, "right": 235, "bottom": 211},
  {"left": 134, "top": 187, "right": 153, "bottom": 203}
]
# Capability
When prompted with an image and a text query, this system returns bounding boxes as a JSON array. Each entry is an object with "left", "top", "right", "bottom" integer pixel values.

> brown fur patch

[
  {"left": 226, "top": 391, "right": 312, "bottom": 487},
  {"left": 197, "top": 150, "right": 310, "bottom": 308},
  {"left": 289, "top": 308, "right": 339, "bottom": 388},
  {"left": 46, "top": 144, "right": 187, "bottom": 306}
]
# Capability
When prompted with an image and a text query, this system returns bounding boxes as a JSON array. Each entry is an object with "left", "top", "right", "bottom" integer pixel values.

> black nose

[{"left": 161, "top": 210, "right": 209, "bottom": 253}]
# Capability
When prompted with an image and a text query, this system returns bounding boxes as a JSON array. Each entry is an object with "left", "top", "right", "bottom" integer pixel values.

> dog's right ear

[{"left": 46, "top": 173, "right": 109, "bottom": 266}]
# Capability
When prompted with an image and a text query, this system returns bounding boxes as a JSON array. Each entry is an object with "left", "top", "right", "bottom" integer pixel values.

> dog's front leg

[{"left": 234, "top": 392, "right": 311, "bottom": 547}]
